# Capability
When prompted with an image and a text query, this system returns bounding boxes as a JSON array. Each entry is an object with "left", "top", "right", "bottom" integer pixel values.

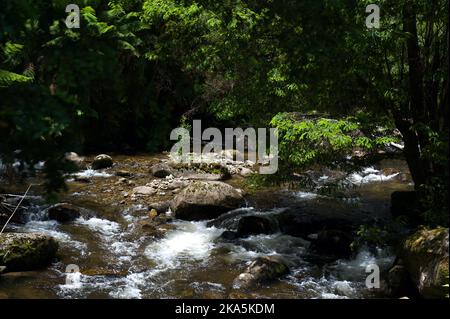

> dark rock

[
  {"left": 47, "top": 203, "right": 81, "bottom": 222},
  {"left": 384, "top": 261, "right": 420, "bottom": 298},
  {"left": 309, "top": 229, "right": 353, "bottom": 258},
  {"left": 236, "top": 215, "right": 277, "bottom": 238},
  {"left": 171, "top": 181, "right": 244, "bottom": 221},
  {"left": 233, "top": 256, "right": 289, "bottom": 289},
  {"left": 151, "top": 163, "right": 175, "bottom": 178},
  {"left": 277, "top": 208, "right": 352, "bottom": 239},
  {"left": 91, "top": 154, "right": 113, "bottom": 170},
  {"left": 220, "top": 230, "right": 237, "bottom": 241},
  {"left": 0, "top": 233, "right": 58, "bottom": 272}
]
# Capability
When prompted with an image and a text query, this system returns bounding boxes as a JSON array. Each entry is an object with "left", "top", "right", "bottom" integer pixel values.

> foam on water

[
  {"left": 20, "top": 220, "right": 88, "bottom": 254},
  {"left": 348, "top": 166, "right": 399, "bottom": 184},
  {"left": 144, "top": 221, "right": 223, "bottom": 269},
  {"left": 72, "top": 169, "right": 112, "bottom": 179},
  {"left": 75, "top": 217, "right": 120, "bottom": 237},
  {"left": 294, "top": 191, "right": 318, "bottom": 199}
]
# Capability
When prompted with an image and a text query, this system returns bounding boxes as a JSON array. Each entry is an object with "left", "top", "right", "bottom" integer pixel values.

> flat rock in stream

[
  {"left": 171, "top": 181, "right": 244, "bottom": 221},
  {"left": 0, "top": 233, "right": 58, "bottom": 272},
  {"left": 233, "top": 256, "right": 289, "bottom": 289}
]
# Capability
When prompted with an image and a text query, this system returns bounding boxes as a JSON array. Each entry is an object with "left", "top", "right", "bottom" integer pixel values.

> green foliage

[{"left": 271, "top": 112, "right": 398, "bottom": 171}]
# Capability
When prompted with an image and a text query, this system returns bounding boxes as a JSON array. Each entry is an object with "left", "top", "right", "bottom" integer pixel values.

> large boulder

[
  {"left": 47, "top": 203, "right": 81, "bottom": 222},
  {"left": 236, "top": 216, "right": 277, "bottom": 238},
  {"left": 397, "top": 227, "right": 449, "bottom": 298},
  {"left": 232, "top": 256, "right": 289, "bottom": 289},
  {"left": 91, "top": 154, "right": 113, "bottom": 170},
  {"left": 0, "top": 233, "right": 58, "bottom": 272},
  {"left": 171, "top": 181, "right": 244, "bottom": 220}
]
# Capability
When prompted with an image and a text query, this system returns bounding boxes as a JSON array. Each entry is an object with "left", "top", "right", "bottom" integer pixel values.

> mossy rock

[
  {"left": 400, "top": 227, "right": 449, "bottom": 298},
  {"left": 0, "top": 233, "right": 58, "bottom": 272}
]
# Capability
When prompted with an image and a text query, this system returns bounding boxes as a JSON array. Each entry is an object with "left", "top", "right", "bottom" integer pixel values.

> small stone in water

[{"left": 149, "top": 209, "right": 158, "bottom": 219}]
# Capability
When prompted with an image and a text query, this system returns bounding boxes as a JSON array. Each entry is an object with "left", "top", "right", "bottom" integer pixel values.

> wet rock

[
  {"left": 233, "top": 256, "right": 289, "bottom": 289},
  {"left": 277, "top": 209, "right": 352, "bottom": 239},
  {"left": 47, "top": 203, "right": 81, "bottom": 222},
  {"left": 220, "top": 230, "right": 237, "bottom": 241},
  {"left": 236, "top": 216, "right": 277, "bottom": 238},
  {"left": 309, "top": 229, "right": 353, "bottom": 258},
  {"left": 138, "top": 220, "right": 166, "bottom": 238},
  {"left": 151, "top": 163, "right": 175, "bottom": 178},
  {"left": 133, "top": 186, "right": 156, "bottom": 196},
  {"left": 171, "top": 181, "right": 244, "bottom": 221},
  {"left": 91, "top": 154, "right": 113, "bottom": 170},
  {"left": 397, "top": 227, "right": 449, "bottom": 298},
  {"left": 0, "top": 233, "right": 58, "bottom": 272},
  {"left": 391, "top": 191, "right": 422, "bottom": 223},
  {"left": 65, "top": 152, "right": 86, "bottom": 169},
  {"left": 148, "top": 201, "right": 171, "bottom": 214}
]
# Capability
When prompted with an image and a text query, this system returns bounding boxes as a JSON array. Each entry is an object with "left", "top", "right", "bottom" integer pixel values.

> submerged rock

[
  {"left": 233, "top": 256, "right": 289, "bottom": 289},
  {"left": 236, "top": 215, "right": 277, "bottom": 238},
  {"left": 91, "top": 154, "right": 113, "bottom": 170},
  {"left": 138, "top": 220, "right": 166, "bottom": 238},
  {"left": 396, "top": 227, "right": 449, "bottom": 298},
  {"left": 47, "top": 203, "right": 81, "bottom": 222},
  {"left": 0, "top": 233, "right": 58, "bottom": 272},
  {"left": 171, "top": 181, "right": 244, "bottom": 221}
]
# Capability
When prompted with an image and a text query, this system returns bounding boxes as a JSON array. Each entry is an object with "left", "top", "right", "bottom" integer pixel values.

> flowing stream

[{"left": 0, "top": 158, "right": 412, "bottom": 299}]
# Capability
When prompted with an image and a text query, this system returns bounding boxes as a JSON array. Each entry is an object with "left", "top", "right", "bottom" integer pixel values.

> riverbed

[{"left": 0, "top": 155, "right": 413, "bottom": 299}]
